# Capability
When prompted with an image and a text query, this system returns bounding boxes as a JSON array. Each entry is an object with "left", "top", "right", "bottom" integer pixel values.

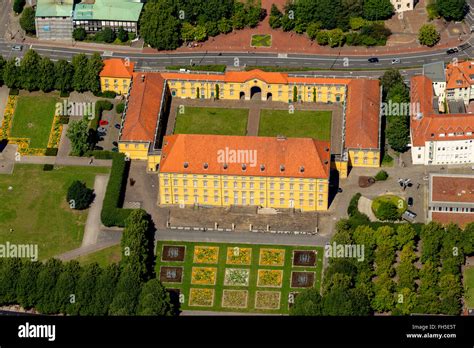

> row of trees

[
  {"left": 0, "top": 210, "right": 175, "bottom": 316},
  {"left": 291, "top": 220, "right": 473, "bottom": 316},
  {"left": 0, "top": 50, "right": 103, "bottom": 94},
  {"left": 139, "top": 0, "right": 264, "bottom": 50}
]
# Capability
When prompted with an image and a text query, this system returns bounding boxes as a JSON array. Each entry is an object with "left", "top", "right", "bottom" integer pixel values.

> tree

[
  {"left": 109, "top": 266, "right": 142, "bottom": 315},
  {"left": 217, "top": 18, "right": 233, "bottom": 34},
  {"left": 374, "top": 170, "right": 389, "bottom": 181},
  {"left": 54, "top": 59, "right": 74, "bottom": 93},
  {"left": 438, "top": 273, "right": 462, "bottom": 315},
  {"left": 193, "top": 25, "right": 208, "bottom": 42},
  {"left": 293, "top": 86, "right": 298, "bottom": 102},
  {"left": 363, "top": 0, "right": 394, "bottom": 20},
  {"left": 372, "top": 274, "right": 396, "bottom": 312},
  {"left": 20, "top": 49, "right": 41, "bottom": 91},
  {"left": 380, "top": 69, "right": 404, "bottom": 97},
  {"left": 38, "top": 57, "right": 56, "bottom": 92},
  {"left": 386, "top": 116, "right": 410, "bottom": 152},
  {"left": 117, "top": 27, "right": 129, "bottom": 42},
  {"left": 19, "top": 6, "right": 35, "bottom": 34},
  {"left": 396, "top": 244, "right": 418, "bottom": 291},
  {"left": 137, "top": 279, "right": 174, "bottom": 316},
  {"left": 269, "top": 4, "right": 283, "bottom": 29},
  {"left": 420, "top": 222, "right": 444, "bottom": 264},
  {"left": 3, "top": 58, "right": 20, "bottom": 89},
  {"left": 101, "top": 27, "right": 116, "bottom": 43},
  {"left": 386, "top": 82, "right": 410, "bottom": 105},
  {"left": 374, "top": 201, "right": 401, "bottom": 221},
  {"left": 120, "top": 209, "right": 154, "bottom": 281},
  {"left": 16, "top": 260, "right": 42, "bottom": 309},
  {"left": 181, "top": 23, "right": 196, "bottom": 42},
  {"left": 92, "top": 264, "right": 120, "bottom": 315},
  {"left": 67, "top": 181, "right": 95, "bottom": 210},
  {"left": 72, "top": 54, "right": 89, "bottom": 92},
  {"left": 396, "top": 224, "right": 417, "bottom": 248},
  {"left": 140, "top": 1, "right": 181, "bottom": 50},
  {"left": 0, "top": 258, "right": 22, "bottom": 305},
  {"left": 436, "top": 0, "right": 467, "bottom": 21},
  {"left": 316, "top": 30, "right": 329, "bottom": 45},
  {"left": 205, "top": 21, "right": 219, "bottom": 37},
  {"left": 75, "top": 263, "right": 102, "bottom": 315},
  {"left": 419, "top": 24, "right": 440, "bottom": 47},
  {"left": 13, "top": 0, "right": 25, "bottom": 14},
  {"left": 67, "top": 119, "right": 90, "bottom": 156},
  {"left": 215, "top": 84, "right": 220, "bottom": 100},
  {"left": 53, "top": 261, "right": 81, "bottom": 314},
  {"left": 73, "top": 28, "right": 87, "bottom": 41},
  {"left": 322, "top": 288, "right": 371, "bottom": 315},
  {"left": 289, "top": 288, "right": 323, "bottom": 315},
  {"left": 463, "top": 223, "right": 474, "bottom": 255},
  {"left": 86, "top": 53, "right": 104, "bottom": 94},
  {"left": 36, "top": 259, "right": 63, "bottom": 314},
  {"left": 394, "top": 288, "right": 417, "bottom": 315}
]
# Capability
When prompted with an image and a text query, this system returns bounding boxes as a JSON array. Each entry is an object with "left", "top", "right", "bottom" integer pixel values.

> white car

[{"left": 391, "top": 58, "right": 401, "bottom": 64}]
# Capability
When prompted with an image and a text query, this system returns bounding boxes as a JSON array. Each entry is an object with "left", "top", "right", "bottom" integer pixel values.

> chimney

[{"left": 141, "top": 74, "right": 145, "bottom": 83}]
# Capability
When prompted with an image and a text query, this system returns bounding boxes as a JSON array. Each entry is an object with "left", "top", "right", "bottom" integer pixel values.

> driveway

[{"left": 81, "top": 174, "right": 109, "bottom": 247}]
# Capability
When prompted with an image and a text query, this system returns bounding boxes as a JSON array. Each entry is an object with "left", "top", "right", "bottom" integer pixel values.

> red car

[{"left": 99, "top": 120, "right": 109, "bottom": 126}]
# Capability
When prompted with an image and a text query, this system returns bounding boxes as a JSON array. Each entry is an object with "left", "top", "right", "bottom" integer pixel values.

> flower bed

[
  {"left": 193, "top": 246, "right": 219, "bottom": 264},
  {"left": 224, "top": 268, "right": 250, "bottom": 286},
  {"left": 257, "top": 269, "right": 283, "bottom": 288},
  {"left": 191, "top": 267, "right": 217, "bottom": 285},
  {"left": 188, "top": 288, "right": 215, "bottom": 307},
  {"left": 0, "top": 96, "right": 17, "bottom": 139},
  {"left": 226, "top": 247, "right": 252, "bottom": 265},
  {"left": 255, "top": 291, "right": 281, "bottom": 310},
  {"left": 222, "top": 290, "right": 248, "bottom": 308},
  {"left": 259, "top": 248, "right": 286, "bottom": 266}
]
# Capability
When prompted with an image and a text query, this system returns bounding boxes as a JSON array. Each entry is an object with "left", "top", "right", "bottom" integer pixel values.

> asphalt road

[{"left": 0, "top": 0, "right": 474, "bottom": 79}]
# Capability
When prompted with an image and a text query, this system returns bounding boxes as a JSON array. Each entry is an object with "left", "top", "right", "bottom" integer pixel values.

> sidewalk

[{"left": 81, "top": 174, "right": 109, "bottom": 247}]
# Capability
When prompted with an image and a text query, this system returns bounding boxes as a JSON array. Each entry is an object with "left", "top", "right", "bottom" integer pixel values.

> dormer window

[
  {"left": 184, "top": 162, "right": 189, "bottom": 168},
  {"left": 242, "top": 164, "right": 247, "bottom": 171},
  {"left": 260, "top": 164, "right": 265, "bottom": 172},
  {"left": 299, "top": 166, "right": 305, "bottom": 173},
  {"left": 280, "top": 165, "right": 285, "bottom": 172},
  {"left": 223, "top": 163, "right": 228, "bottom": 170},
  {"left": 203, "top": 163, "right": 209, "bottom": 169}
]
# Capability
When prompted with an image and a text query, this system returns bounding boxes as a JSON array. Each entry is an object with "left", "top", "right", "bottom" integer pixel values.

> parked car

[
  {"left": 407, "top": 197, "right": 414, "bottom": 207},
  {"left": 112, "top": 147, "right": 119, "bottom": 152},
  {"left": 11, "top": 45, "right": 22, "bottom": 51},
  {"left": 114, "top": 123, "right": 121, "bottom": 130},
  {"left": 402, "top": 210, "right": 417, "bottom": 221},
  {"left": 391, "top": 58, "right": 401, "bottom": 64},
  {"left": 337, "top": 188, "right": 343, "bottom": 193},
  {"left": 97, "top": 126, "right": 107, "bottom": 133},
  {"left": 99, "top": 120, "right": 109, "bottom": 126},
  {"left": 446, "top": 47, "right": 459, "bottom": 54},
  {"left": 368, "top": 57, "right": 379, "bottom": 63},
  {"left": 112, "top": 141, "right": 118, "bottom": 147}
]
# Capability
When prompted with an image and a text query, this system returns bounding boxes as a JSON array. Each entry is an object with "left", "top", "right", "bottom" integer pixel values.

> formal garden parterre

[{"left": 155, "top": 241, "right": 323, "bottom": 314}]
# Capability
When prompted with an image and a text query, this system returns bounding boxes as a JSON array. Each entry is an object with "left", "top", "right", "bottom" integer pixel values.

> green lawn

[
  {"left": 0, "top": 164, "right": 110, "bottom": 260},
  {"left": 174, "top": 107, "right": 248, "bottom": 136},
  {"left": 10, "top": 96, "right": 59, "bottom": 148},
  {"left": 258, "top": 109, "right": 332, "bottom": 140},
  {"left": 251, "top": 34, "right": 272, "bottom": 47},
  {"left": 465, "top": 267, "right": 474, "bottom": 308},
  {"left": 76, "top": 244, "right": 122, "bottom": 267},
  {"left": 155, "top": 240, "right": 323, "bottom": 314}
]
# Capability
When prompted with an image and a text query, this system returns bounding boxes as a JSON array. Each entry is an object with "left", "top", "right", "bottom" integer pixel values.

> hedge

[
  {"left": 89, "top": 150, "right": 114, "bottom": 160},
  {"left": 45, "top": 148, "right": 58, "bottom": 156},
  {"left": 101, "top": 153, "right": 134, "bottom": 227}
]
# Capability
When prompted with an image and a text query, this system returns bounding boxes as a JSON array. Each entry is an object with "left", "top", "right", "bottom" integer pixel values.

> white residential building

[{"left": 391, "top": 0, "right": 414, "bottom": 12}]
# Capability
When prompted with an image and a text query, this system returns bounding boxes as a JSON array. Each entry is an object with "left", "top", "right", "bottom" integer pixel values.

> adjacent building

[
  {"left": 35, "top": 0, "right": 74, "bottom": 40},
  {"left": 158, "top": 134, "right": 331, "bottom": 212},
  {"left": 100, "top": 58, "right": 135, "bottom": 95},
  {"left": 423, "top": 61, "right": 446, "bottom": 112},
  {"left": 428, "top": 173, "right": 474, "bottom": 227},
  {"left": 410, "top": 75, "right": 474, "bottom": 165},
  {"left": 73, "top": 0, "right": 143, "bottom": 35},
  {"left": 445, "top": 60, "right": 474, "bottom": 107}
]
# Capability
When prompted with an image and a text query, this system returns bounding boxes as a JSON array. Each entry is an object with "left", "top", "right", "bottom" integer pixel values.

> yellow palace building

[
  {"left": 106, "top": 63, "right": 382, "bottom": 211},
  {"left": 99, "top": 58, "right": 134, "bottom": 95}
]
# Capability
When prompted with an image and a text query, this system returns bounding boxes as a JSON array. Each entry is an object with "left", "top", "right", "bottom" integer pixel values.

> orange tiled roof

[
  {"left": 446, "top": 60, "right": 474, "bottom": 90},
  {"left": 431, "top": 175, "right": 474, "bottom": 203},
  {"left": 120, "top": 73, "right": 165, "bottom": 142},
  {"left": 159, "top": 134, "right": 331, "bottom": 179},
  {"left": 410, "top": 75, "right": 474, "bottom": 147},
  {"left": 344, "top": 79, "right": 381, "bottom": 149},
  {"left": 432, "top": 212, "right": 474, "bottom": 227},
  {"left": 100, "top": 58, "right": 134, "bottom": 78}
]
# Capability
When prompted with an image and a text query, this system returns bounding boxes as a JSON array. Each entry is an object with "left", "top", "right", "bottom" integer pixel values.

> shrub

[
  {"left": 347, "top": 193, "right": 362, "bottom": 217},
  {"left": 418, "top": 24, "right": 440, "bottom": 47},
  {"left": 91, "top": 150, "right": 114, "bottom": 160},
  {"left": 9, "top": 89, "right": 19, "bottom": 96},
  {"left": 60, "top": 91, "right": 70, "bottom": 98},
  {"left": 59, "top": 115, "right": 70, "bottom": 125},
  {"left": 101, "top": 153, "right": 134, "bottom": 227},
  {"left": 117, "top": 27, "right": 129, "bottom": 42},
  {"left": 43, "top": 164, "right": 54, "bottom": 171},
  {"left": 19, "top": 6, "right": 35, "bottom": 34},
  {"left": 13, "top": 0, "right": 25, "bottom": 14},
  {"left": 73, "top": 28, "right": 87, "bottom": 41},
  {"left": 102, "top": 91, "right": 117, "bottom": 99},
  {"left": 45, "top": 148, "right": 58, "bottom": 156},
  {"left": 374, "top": 170, "right": 389, "bottom": 181},
  {"left": 316, "top": 30, "right": 329, "bottom": 45},
  {"left": 116, "top": 103, "right": 125, "bottom": 114},
  {"left": 67, "top": 181, "right": 95, "bottom": 210},
  {"left": 349, "top": 17, "right": 367, "bottom": 31}
]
